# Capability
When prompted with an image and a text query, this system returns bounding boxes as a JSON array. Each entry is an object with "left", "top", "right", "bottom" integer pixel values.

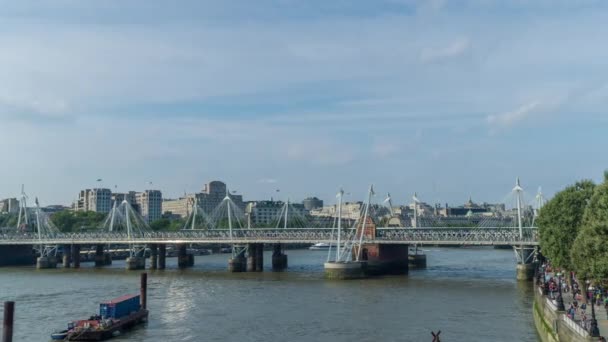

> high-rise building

[
  {"left": 162, "top": 181, "right": 244, "bottom": 218},
  {"left": 0, "top": 198, "right": 19, "bottom": 214},
  {"left": 302, "top": 197, "right": 323, "bottom": 211},
  {"left": 112, "top": 191, "right": 138, "bottom": 210},
  {"left": 76, "top": 189, "right": 112, "bottom": 213},
  {"left": 246, "top": 200, "right": 309, "bottom": 226},
  {"left": 136, "top": 190, "right": 162, "bottom": 223}
]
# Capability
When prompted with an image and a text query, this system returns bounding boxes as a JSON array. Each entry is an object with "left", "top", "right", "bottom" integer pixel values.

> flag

[
  {"left": 276, "top": 189, "right": 280, "bottom": 192},
  {"left": 96, "top": 178, "right": 102, "bottom": 182}
]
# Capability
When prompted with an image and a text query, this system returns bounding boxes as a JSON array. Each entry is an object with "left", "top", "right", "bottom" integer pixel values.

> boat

[
  {"left": 51, "top": 274, "right": 149, "bottom": 341},
  {"left": 51, "top": 330, "right": 69, "bottom": 340},
  {"left": 309, "top": 243, "right": 332, "bottom": 250}
]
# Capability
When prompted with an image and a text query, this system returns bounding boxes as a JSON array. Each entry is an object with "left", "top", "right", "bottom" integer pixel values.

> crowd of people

[{"left": 539, "top": 261, "right": 607, "bottom": 336}]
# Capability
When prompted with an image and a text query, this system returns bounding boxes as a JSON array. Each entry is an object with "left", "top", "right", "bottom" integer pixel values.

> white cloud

[
  {"left": 420, "top": 38, "right": 471, "bottom": 63},
  {"left": 486, "top": 101, "right": 541, "bottom": 127}
]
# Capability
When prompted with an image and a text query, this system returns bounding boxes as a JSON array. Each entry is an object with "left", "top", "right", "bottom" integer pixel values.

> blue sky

[{"left": 1, "top": 0, "right": 607, "bottom": 206}]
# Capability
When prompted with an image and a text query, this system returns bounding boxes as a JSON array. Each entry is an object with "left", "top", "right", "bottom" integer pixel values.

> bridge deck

[{"left": 0, "top": 227, "right": 538, "bottom": 246}]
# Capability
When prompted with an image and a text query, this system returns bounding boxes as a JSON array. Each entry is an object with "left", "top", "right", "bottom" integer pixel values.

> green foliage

[
  {"left": 571, "top": 176, "right": 608, "bottom": 281},
  {"left": 582, "top": 180, "right": 608, "bottom": 227},
  {"left": 536, "top": 180, "right": 595, "bottom": 269},
  {"left": 150, "top": 218, "right": 184, "bottom": 231},
  {"left": 0, "top": 213, "right": 18, "bottom": 228},
  {"left": 571, "top": 223, "right": 608, "bottom": 281},
  {"left": 51, "top": 211, "right": 106, "bottom": 232}
]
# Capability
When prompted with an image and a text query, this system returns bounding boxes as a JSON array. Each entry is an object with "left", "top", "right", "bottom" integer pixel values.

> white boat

[{"left": 309, "top": 243, "right": 332, "bottom": 250}]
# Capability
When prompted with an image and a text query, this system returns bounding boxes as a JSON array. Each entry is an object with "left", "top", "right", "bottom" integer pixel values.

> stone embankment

[{"left": 533, "top": 284, "right": 601, "bottom": 341}]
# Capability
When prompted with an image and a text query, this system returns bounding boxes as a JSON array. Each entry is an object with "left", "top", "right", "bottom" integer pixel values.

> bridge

[
  {"left": 0, "top": 227, "right": 538, "bottom": 246},
  {"left": 0, "top": 179, "right": 542, "bottom": 279}
]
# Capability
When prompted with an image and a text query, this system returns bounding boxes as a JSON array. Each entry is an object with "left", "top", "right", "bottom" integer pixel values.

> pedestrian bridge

[{"left": 0, "top": 227, "right": 538, "bottom": 246}]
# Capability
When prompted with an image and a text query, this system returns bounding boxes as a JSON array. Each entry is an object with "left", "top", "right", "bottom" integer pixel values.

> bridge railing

[{"left": 0, "top": 227, "right": 537, "bottom": 244}]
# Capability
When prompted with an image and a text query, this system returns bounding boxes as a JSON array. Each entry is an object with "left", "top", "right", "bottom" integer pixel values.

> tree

[
  {"left": 571, "top": 177, "right": 608, "bottom": 281},
  {"left": 51, "top": 211, "right": 106, "bottom": 232},
  {"left": 536, "top": 180, "right": 595, "bottom": 269},
  {"left": 571, "top": 223, "right": 608, "bottom": 281},
  {"left": 149, "top": 218, "right": 184, "bottom": 231}
]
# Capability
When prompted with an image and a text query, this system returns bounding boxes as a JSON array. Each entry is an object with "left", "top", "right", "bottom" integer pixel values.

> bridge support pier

[
  {"left": 272, "top": 244, "right": 287, "bottom": 271},
  {"left": 71, "top": 245, "right": 80, "bottom": 268},
  {"left": 149, "top": 244, "right": 158, "bottom": 270},
  {"left": 158, "top": 244, "right": 166, "bottom": 270},
  {"left": 247, "top": 244, "right": 258, "bottom": 272},
  {"left": 126, "top": 256, "right": 145, "bottom": 270},
  {"left": 228, "top": 245, "right": 247, "bottom": 272},
  {"left": 62, "top": 245, "right": 71, "bottom": 268},
  {"left": 255, "top": 243, "right": 263, "bottom": 272},
  {"left": 514, "top": 245, "right": 536, "bottom": 281},
  {"left": 36, "top": 256, "right": 57, "bottom": 269},
  {"left": 93, "top": 245, "right": 112, "bottom": 266},
  {"left": 177, "top": 244, "right": 194, "bottom": 268},
  {"left": 324, "top": 261, "right": 368, "bottom": 280},
  {"left": 408, "top": 246, "right": 427, "bottom": 270}
]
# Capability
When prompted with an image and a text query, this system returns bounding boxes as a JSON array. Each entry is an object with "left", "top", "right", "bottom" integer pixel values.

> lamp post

[
  {"left": 556, "top": 273, "right": 565, "bottom": 311},
  {"left": 589, "top": 285, "right": 600, "bottom": 337}
]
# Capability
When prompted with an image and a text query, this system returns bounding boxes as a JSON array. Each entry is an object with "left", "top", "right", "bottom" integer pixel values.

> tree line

[{"left": 537, "top": 170, "right": 608, "bottom": 282}]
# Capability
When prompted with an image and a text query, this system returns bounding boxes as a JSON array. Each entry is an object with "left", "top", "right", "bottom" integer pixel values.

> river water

[{"left": 0, "top": 247, "right": 537, "bottom": 341}]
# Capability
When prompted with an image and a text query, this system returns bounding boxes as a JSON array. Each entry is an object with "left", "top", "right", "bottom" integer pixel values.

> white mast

[
  {"left": 413, "top": 192, "right": 420, "bottom": 228},
  {"left": 35, "top": 197, "right": 42, "bottom": 253},
  {"left": 356, "top": 185, "right": 374, "bottom": 262},
  {"left": 513, "top": 178, "right": 524, "bottom": 239},
  {"left": 17, "top": 185, "right": 29, "bottom": 229},
  {"left": 284, "top": 198, "right": 289, "bottom": 229},
  {"left": 335, "top": 188, "right": 344, "bottom": 262}
]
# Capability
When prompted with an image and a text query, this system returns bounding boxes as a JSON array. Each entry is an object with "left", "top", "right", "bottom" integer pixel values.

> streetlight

[
  {"left": 588, "top": 284, "right": 600, "bottom": 337},
  {"left": 556, "top": 273, "right": 565, "bottom": 311}
]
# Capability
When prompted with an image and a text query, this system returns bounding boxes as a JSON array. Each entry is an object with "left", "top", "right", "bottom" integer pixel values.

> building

[
  {"left": 136, "top": 190, "right": 162, "bottom": 223},
  {"left": 162, "top": 181, "right": 244, "bottom": 218},
  {"left": 310, "top": 202, "right": 363, "bottom": 221},
  {"left": 75, "top": 189, "right": 112, "bottom": 213},
  {"left": 0, "top": 198, "right": 19, "bottom": 214},
  {"left": 246, "top": 200, "right": 309, "bottom": 227},
  {"left": 162, "top": 197, "right": 191, "bottom": 218},
  {"left": 302, "top": 197, "right": 323, "bottom": 211},
  {"left": 112, "top": 191, "right": 137, "bottom": 207}
]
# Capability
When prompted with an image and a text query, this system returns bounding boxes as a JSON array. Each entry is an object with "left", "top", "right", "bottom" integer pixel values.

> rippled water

[{"left": 0, "top": 247, "right": 537, "bottom": 341}]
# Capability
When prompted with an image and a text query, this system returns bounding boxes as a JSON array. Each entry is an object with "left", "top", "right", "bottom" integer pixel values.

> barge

[{"left": 52, "top": 273, "right": 149, "bottom": 341}]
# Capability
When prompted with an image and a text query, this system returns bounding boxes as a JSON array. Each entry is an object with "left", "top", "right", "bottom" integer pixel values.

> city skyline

[{"left": 1, "top": 1, "right": 608, "bottom": 206}]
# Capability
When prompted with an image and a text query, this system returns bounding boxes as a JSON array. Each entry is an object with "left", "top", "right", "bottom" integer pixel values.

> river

[{"left": 0, "top": 247, "right": 537, "bottom": 341}]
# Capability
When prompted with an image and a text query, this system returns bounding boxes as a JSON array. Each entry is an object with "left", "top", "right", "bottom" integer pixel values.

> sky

[{"left": 1, "top": 0, "right": 607, "bottom": 207}]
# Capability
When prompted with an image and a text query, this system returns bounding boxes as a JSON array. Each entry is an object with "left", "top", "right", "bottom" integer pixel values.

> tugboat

[{"left": 51, "top": 273, "right": 149, "bottom": 341}]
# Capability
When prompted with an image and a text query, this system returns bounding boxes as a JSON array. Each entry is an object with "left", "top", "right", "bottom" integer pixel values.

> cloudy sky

[{"left": 1, "top": 0, "right": 607, "bottom": 206}]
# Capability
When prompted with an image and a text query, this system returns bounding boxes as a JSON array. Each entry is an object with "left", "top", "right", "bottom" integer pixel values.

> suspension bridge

[{"left": 0, "top": 179, "right": 542, "bottom": 279}]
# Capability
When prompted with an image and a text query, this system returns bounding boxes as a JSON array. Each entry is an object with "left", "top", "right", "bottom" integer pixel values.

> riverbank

[{"left": 533, "top": 280, "right": 603, "bottom": 341}]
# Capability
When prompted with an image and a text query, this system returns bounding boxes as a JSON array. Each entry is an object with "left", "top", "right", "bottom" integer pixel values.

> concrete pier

[
  {"left": 94, "top": 245, "right": 105, "bottom": 267},
  {"left": 62, "top": 245, "right": 71, "bottom": 268},
  {"left": 0, "top": 245, "right": 35, "bottom": 266},
  {"left": 158, "top": 244, "right": 166, "bottom": 270},
  {"left": 247, "top": 244, "right": 258, "bottom": 272},
  {"left": 324, "top": 261, "right": 367, "bottom": 280},
  {"left": 71, "top": 245, "right": 80, "bottom": 268},
  {"left": 514, "top": 246, "right": 535, "bottom": 281},
  {"left": 149, "top": 244, "right": 158, "bottom": 270},
  {"left": 228, "top": 255, "right": 246, "bottom": 272},
  {"left": 408, "top": 254, "right": 427, "bottom": 270},
  {"left": 516, "top": 263, "right": 535, "bottom": 281},
  {"left": 272, "top": 244, "right": 288, "bottom": 271},
  {"left": 125, "top": 256, "right": 145, "bottom": 270},
  {"left": 36, "top": 256, "right": 57, "bottom": 269},
  {"left": 177, "top": 244, "right": 194, "bottom": 268},
  {"left": 255, "top": 243, "right": 264, "bottom": 272}
]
